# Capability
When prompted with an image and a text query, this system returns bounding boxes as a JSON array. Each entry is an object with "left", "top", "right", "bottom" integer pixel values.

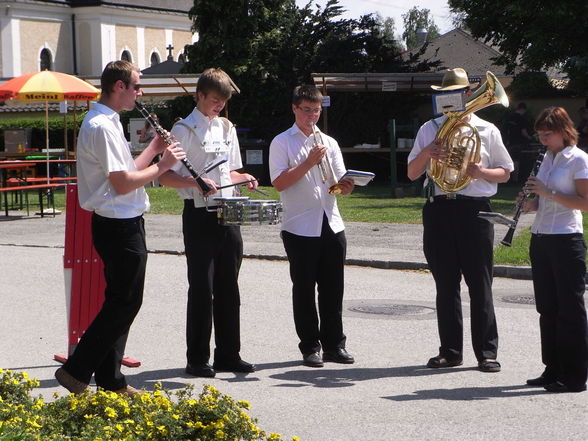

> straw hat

[{"left": 431, "top": 68, "right": 473, "bottom": 91}]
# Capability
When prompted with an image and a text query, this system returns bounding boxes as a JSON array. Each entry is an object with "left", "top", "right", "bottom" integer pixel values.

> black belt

[
  {"left": 532, "top": 232, "right": 582, "bottom": 238},
  {"left": 432, "top": 194, "right": 489, "bottom": 202}
]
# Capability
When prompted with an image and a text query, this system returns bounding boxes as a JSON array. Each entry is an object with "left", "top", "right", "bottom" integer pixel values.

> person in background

[
  {"left": 522, "top": 106, "right": 588, "bottom": 393},
  {"left": 407, "top": 68, "right": 514, "bottom": 373},
  {"left": 139, "top": 113, "right": 158, "bottom": 144},
  {"left": 55, "top": 60, "right": 184, "bottom": 395},
  {"left": 505, "top": 102, "right": 534, "bottom": 182},
  {"left": 269, "top": 85, "right": 355, "bottom": 368},
  {"left": 158, "top": 68, "right": 257, "bottom": 378},
  {"left": 576, "top": 106, "right": 588, "bottom": 151}
]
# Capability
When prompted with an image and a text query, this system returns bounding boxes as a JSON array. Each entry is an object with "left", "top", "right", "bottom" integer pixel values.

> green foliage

[
  {"left": 182, "top": 0, "right": 435, "bottom": 143},
  {"left": 0, "top": 114, "right": 85, "bottom": 150},
  {"left": 506, "top": 71, "right": 563, "bottom": 99},
  {"left": 0, "top": 369, "right": 296, "bottom": 441},
  {"left": 0, "top": 114, "right": 84, "bottom": 132},
  {"left": 565, "top": 56, "right": 588, "bottom": 96},
  {"left": 402, "top": 6, "right": 441, "bottom": 50},
  {"left": 448, "top": 0, "right": 588, "bottom": 82}
]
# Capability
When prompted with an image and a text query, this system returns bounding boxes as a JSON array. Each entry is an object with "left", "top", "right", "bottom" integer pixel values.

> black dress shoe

[
  {"left": 478, "top": 359, "right": 501, "bottom": 373},
  {"left": 526, "top": 375, "right": 555, "bottom": 386},
  {"left": 185, "top": 363, "right": 216, "bottom": 378},
  {"left": 302, "top": 352, "right": 324, "bottom": 368},
  {"left": 544, "top": 381, "right": 587, "bottom": 393},
  {"left": 213, "top": 359, "right": 256, "bottom": 373},
  {"left": 426, "top": 355, "right": 463, "bottom": 369},
  {"left": 323, "top": 348, "right": 355, "bottom": 364}
]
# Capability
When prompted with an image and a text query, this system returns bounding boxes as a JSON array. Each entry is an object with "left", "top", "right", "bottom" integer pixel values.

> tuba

[{"left": 429, "top": 71, "right": 509, "bottom": 193}]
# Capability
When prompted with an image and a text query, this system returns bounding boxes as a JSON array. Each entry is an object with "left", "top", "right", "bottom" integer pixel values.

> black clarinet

[
  {"left": 500, "top": 148, "right": 546, "bottom": 246},
  {"left": 135, "top": 101, "right": 212, "bottom": 193}
]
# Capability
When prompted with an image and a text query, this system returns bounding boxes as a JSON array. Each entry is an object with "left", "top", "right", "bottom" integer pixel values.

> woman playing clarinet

[{"left": 522, "top": 106, "right": 588, "bottom": 393}]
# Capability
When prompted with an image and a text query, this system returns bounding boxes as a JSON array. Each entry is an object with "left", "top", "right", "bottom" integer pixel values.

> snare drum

[{"left": 212, "top": 197, "right": 283, "bottom": 226}]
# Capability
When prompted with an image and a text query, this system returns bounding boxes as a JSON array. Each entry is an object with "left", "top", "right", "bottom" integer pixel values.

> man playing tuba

[{"left": 407, "top": 68, "right": 514, "bottom": 373}]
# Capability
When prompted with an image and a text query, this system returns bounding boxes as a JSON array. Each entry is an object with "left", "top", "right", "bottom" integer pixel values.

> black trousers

[
  {"left": 530, "top": 233, "right": 588, "bottom": 387},
  {"left": 63, "top": 213, "right": 147, "bottom": 390},
  {"left": 182, "top": 202, "right": 243, "bottom": 365},
  {"left": 423, "top": 198, "right": 498, "bottom": 361},
  {"left": 281, "top": 215, "right": 347, "bottom": 355}
]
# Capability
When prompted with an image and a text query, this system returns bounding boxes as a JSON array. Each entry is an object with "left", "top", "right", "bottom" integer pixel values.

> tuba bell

[{"left": 429, "top": 71, "right": 509, "bottom": 193}]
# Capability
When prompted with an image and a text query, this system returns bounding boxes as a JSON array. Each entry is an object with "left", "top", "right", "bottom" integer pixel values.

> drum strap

[{"left": 173, "top": 117, "right": 233, "bottom": 149}]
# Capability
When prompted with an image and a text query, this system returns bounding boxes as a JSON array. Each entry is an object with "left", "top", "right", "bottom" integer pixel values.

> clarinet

[
  {"left": 500, "top": 148, "right": 546, "bottom": 246},
  {"left": 135, "top": 101, "right": 212, "bottom": 193}
]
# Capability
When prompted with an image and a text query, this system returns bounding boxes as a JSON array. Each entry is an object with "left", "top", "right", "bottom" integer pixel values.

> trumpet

[{"left": 311, "top": 124, "right": 344, "bottom": 195}]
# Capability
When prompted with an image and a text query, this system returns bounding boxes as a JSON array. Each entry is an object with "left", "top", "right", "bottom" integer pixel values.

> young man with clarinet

[
  {"left": 55, "top": 60, "right": 185, "bottom": 395},
  {"left": 158, "top": 68, "right": 257, "bottom": 378}
]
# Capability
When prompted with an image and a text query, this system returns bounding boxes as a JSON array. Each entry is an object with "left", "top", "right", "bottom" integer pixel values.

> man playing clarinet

[{"left": 55, "top": 60, "right": 185, "bottom": 395}]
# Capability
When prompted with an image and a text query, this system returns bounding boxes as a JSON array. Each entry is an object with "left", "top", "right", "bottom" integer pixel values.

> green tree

[
  {"left": 402, "top": 7, "right": 441, "bottom": 50},
  {"left": 179, "top": 0, "right": 435, "bottom": 144},
  {"left": 448, "top": 0, "right": 588, "bottom": 95}
]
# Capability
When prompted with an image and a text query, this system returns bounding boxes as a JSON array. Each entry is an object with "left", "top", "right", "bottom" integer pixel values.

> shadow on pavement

[
  {"left": 269, "top": 364, "right": 475, "bottom": 388},
  {"left": 383, "top": 384, "right": 548, "bottom": 401}
]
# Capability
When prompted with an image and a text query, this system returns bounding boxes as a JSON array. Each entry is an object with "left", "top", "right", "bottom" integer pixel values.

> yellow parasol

[{"left": 0, "top": 70, "right": 100, "bottom": 184}]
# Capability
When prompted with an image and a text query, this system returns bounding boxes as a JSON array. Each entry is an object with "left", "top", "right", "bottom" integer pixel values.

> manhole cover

[
  {"left": 501, "top": 295, "right": 535, "bottom": 305},
  {"left": 349, "top": 304, "right": 435, "bottom": 316}
]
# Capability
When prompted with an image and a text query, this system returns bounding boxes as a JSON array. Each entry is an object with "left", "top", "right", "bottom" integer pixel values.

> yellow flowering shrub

[{"left": 0, "top": 369, "right": 300, "bottom": 441}]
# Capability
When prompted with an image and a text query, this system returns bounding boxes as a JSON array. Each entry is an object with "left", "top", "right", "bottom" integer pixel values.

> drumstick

[
  {"left": 215, "top": 179, "right": 256, "bottom": 190},
  {"left": 215, "top": 179, "right": 269, "bottom": 197}
]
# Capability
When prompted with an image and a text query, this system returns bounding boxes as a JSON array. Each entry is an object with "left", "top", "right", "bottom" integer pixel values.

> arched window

[
  {"left": 150, "top": 52, "right": 160, "bottom": 66},
  {"left": 178, "top": 53, "right": 185, "bottom": 64},
  {"left": 40, "top": 48, "right": 52, "bottom": 71},
  {"left": 121, "top": 50, "right": 132, "bottom": 62}
]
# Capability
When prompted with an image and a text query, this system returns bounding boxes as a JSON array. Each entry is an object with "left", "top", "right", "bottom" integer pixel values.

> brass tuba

[{"left": 429, "top": 71, "right": 509, "bottom": 193}]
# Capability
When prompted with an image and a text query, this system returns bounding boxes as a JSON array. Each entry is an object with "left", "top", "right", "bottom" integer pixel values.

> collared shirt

[
  {"left": 408, "top": 114, "right": 514, "bottom": 197},
  {"left": 269, "top": 123, "right": 347, "bottom": 237},
  {"left": 532, "top": 145, "right": 588, "bottom": 234},
  {"left": 170, "top": 107, "right": 242, "bottom": 208},
  {"left": 77, "top": 102, "right": 148, "bottom": 218}
]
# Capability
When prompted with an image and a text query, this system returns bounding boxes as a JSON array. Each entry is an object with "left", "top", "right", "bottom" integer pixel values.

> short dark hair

[
  {"left": 534, "top": 106, "right": 579, "bottom": 147},
  {"left": 100, "top": 60, "right": 138, "bottom": 96},
  {"left": 292, "top": 85, "right": 323, "bottom": 106},
  {"left": 196, "top": 68, "right": 233, "bottom": 100}
]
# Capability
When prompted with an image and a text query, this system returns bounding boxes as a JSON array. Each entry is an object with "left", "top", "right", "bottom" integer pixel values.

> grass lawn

[{"left": 41, "top": 182, "right": 587, "bottom": 266}]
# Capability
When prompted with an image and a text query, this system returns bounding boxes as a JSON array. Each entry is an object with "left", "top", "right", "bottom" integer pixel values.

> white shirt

[
  {"left": 532, "top": 145, "right": 588, "bottom": 234},
  {"left": 77, "top": 102, "right": 148, "bottom": 218},
  {"left": 269, "top": 124, "right": 347, "bottom": 237},
  {"left": 408, "top": 114, "right": 514, "bottom": 197},
  {"left": 170, "top": 107, "right": 243, "bottom": 208}
]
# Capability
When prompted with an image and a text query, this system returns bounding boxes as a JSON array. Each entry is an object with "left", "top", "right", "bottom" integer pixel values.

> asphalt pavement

[{"left": 1, "top": 210, "right": 586, "bottom": 441}]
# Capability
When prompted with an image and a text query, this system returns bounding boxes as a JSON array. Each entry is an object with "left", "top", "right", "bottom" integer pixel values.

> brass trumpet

[{"left": 311, "top": 124, "right": 344, "bottom": 195}]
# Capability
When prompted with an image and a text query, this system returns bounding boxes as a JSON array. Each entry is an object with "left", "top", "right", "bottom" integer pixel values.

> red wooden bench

[
  {"left": 6, "top": 176, "right": 77, "bottom": 186},
  {"left": 0, "top": 183, "right": 64, "bottom": 216},
  {"left": 54, "top": 184, "right": 140, "bottom": 368}
]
